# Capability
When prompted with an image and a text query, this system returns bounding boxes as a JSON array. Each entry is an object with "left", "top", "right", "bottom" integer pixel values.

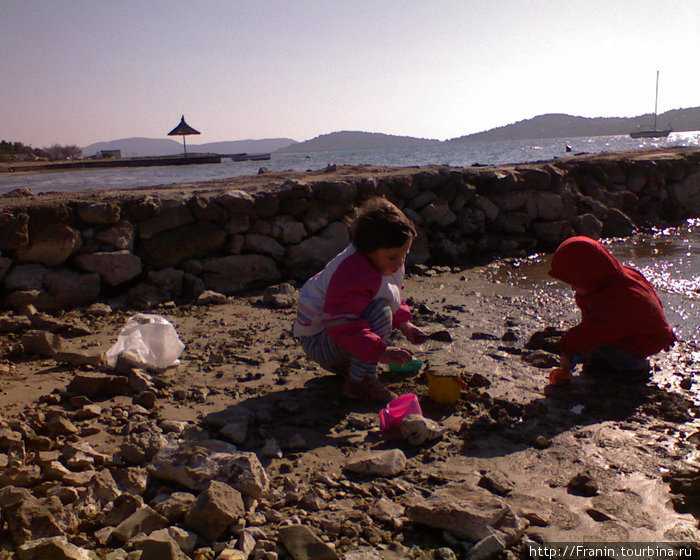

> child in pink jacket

[{"left": 294, "top": 197, "right": 426, "bottom": 403}]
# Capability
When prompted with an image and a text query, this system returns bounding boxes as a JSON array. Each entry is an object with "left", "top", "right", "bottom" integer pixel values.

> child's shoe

[{"left": 343, "top": 377, "right": 396, "bottom": 403}]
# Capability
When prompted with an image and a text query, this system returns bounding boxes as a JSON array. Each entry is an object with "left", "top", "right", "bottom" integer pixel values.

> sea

[
  {"left": 2, "top": 131, "right": 700, "bottom": 195},
  {"left": 1, "top": 131, "right": 698, "bottom": 350}
]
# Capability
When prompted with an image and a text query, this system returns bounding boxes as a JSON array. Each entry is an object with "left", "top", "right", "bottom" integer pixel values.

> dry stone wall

[{"left": 1, "top": 147, "right": 699, "bottom": 311}]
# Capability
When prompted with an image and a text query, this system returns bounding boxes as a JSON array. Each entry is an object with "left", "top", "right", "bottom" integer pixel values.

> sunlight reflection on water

[{"left": 489, "top": 219, "right": 699, "bottom": 345}]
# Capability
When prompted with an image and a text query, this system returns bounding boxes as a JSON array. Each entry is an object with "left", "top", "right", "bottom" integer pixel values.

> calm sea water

[
  {"left": 1, "top": 131, "right": 699, "bottom": 195},
  {"left": 2, "top": 132, "right": 697, "bottom": 345}
]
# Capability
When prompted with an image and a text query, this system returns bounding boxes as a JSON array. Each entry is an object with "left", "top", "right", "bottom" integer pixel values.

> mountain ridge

[
  {"left": 81, "top": 107, "right": 700, "bottom": 156},
  {"left": 276, "top": 130, "right": 441, "bottom": 153},
  {"left": 450, "top": 107, "right": 700, "bottom": 142}
]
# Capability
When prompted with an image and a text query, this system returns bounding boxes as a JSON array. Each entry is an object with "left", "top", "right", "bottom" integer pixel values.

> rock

[
  {"left": 67, "top": 373, "right": 132, "bottom": 399},
  {"left": 271, "top": 216, "right": 307, "bottom": 244},
  {"left": 20, "top": 330, "right": 65, "bottom": 357},
  {"left": 528, "top": 191, "right": 564, "bottom": 221},
  {"left": 45, "top": 411, "right": 79, "bottom": 435},
  {"left": 567, "top": 470, "right": 599, "bottom": 497},
  {"left": 2, "top": 494, "right": 66, "bottom": 545},
  {"left": 152, "top": 492, "right": 196, "bottom": 522},
  {"left": 405, "top": 484, "right": 524, "bottom": 544},
  {"left": 400, "top": 414, "right": 446, "bottom": 446},
  {"left": 137, "top": 532, "right": 189, "bottom": 560},
  {"left": 422, "top": 199, "right": 457, "bottom": 227},
  {"left": 73, "top": 253, "right": 143, "bottom": 286},
  {"left": 76, "top": 201, "right": 121, "bottom": 225},
  {"left": 203, "top": 254, "right": 280, "bottom": 294},
  {"left": 54, "top": 349, "right": 104, "bottom": 367},
  {"left": 0, "top": 211, "right": 29, "bottom": 250},
  {"left": 215, "top": 190, "right": 255, "bottom": 214},
  {"left": 0, "top": 464, "right": 42, "bottom": 488},
  {"left": 244, "top": 233, "right": 285, "bottom": 261},
  {"left": 279, "top": 524, "right": 339, "bottom": 560},
  {"left": 219, "top": 420, "right": 249, "bottom": 445},
  {"left": 260, "top": 438, "right": 283, "bottom": 458},
  {"left": 284, "top": 222, "right": 350, "bottom": 281},
  {"left": 111, "top": 505, "right": 169, "bottom": 544},
  {"left": 344, "top": 449, "right": 406, "bottom": 477},
  {"left": 128, "top": 369, "right": 155, "bottom": 393},
  {"left": 184, "top": 481, "right": 245, "bottom": 542},
  {"left": 141, "top": 222, "right": 227, "bottom": 268},
  {"left": 16, "top": 536, "right": 97, "bottom": 560},
  {"left": 478, "top": 471, "right": 514, "bottom": 496},
  {"left": 196, "top": 290, "right": 227, "bottom": 305},
  {"left": 150, "top": 443, "right": 269, "bottom": 497},
  {"left": 15, "top": 223, "right": 82, "bottom": 267},
  {"left": 43, "top": 270, "right": 101, "bottom": 310},
  {"left": 525, "top": 327, "right": 565, "bottom": 354},
  {"left": 466, "top": 534, "right": 506, "bottom": 560},
  {"left": 369, "top": 497, "right": 405, "bottom": 526},
  {"left": 573, "top": 213, "right": 603, "bottom": 239},
  {"left": 602, "top": 208, "right": 636, "bottom": 238},
  {"left": 94, "top": 220, "right": 136, "bottom": 251},
  {"left": 217, "top": 549, "right": 247, "bottom": 560},
  {"left": 138, "top": 202, "right": 193, "bottom": 239},
  {"left": 0, "top": 313, "right": 33, "bottom": 332},
  {"left": 98, "top": 493, "right": 143, "bottom": 527},
  {"left": 88, "top": 469, "right": 122, "bottom": 503},
  {"left": 262, "top": 283, "right": 297, "bottom": 309},
  {"left": 521, "top": 349, "right": 559, "bottom": 368}
]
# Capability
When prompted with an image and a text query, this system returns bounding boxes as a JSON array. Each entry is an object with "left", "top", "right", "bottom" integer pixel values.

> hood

[{"left": 548, "top": 236, "right": 626, "bottom": 292}]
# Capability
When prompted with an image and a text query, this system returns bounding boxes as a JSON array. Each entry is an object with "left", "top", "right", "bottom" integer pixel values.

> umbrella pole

[{"left": 183, "top": 136, "right": 187, "bottom": 157}]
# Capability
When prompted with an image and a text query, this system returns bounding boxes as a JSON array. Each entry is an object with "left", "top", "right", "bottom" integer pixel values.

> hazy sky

[{"left": 2, "top": 1, "right": 699, "bottom": 148}]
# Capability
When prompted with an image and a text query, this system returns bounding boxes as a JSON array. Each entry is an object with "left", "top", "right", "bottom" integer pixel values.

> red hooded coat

[{"left": 548, "top": 236, "right": 676, "bottom": 358}]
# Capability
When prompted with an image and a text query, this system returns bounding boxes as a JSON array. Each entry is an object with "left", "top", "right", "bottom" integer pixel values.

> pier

[{"left": 0, "top": 152, "right": 271, "bottom": 173}]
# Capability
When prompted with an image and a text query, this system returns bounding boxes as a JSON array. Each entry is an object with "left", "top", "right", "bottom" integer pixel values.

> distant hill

[
  {"left": 82, "top": 138, "right": 183, "bottom": 157},
  {"left": 449, "top": 107, "right": 700, "bottom": 142},
  {"left": 80, "top": 107, "right": 700, "bottom": 158},
  {"left": 82, "top": 137, "right": 298, "bottom": 157},
  {"left": 277, "top": 131, "right": 440, "bottom": 153}
]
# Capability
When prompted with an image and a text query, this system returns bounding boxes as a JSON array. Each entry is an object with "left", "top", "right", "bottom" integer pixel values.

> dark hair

[{"left": 350, "top": 197, "right": 416, "bottom": 254}]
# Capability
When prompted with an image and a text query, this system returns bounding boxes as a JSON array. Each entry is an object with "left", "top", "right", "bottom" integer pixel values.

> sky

[{"left": 2, "top": 1, "right": 699, "bottom": 148}]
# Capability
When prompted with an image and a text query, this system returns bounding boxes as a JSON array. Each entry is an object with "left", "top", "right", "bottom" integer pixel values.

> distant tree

[
  {"left": 44, "top": 144, "right": 82, "bottom": 160},
  {"left": 0, "top": 140, "right": 34, "bottom": 155}
]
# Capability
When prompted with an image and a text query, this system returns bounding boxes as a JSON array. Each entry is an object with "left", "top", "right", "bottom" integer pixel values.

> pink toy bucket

[{"left": 379, "top": 393, "right": 422, "bottom": 432}]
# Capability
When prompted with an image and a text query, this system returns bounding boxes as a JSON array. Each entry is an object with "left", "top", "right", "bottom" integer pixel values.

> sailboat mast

[{"left": 653, "top": 70, "right": 659, "bottom": 130}]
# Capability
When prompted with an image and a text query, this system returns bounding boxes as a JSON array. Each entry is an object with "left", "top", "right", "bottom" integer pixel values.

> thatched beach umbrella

[{"left": 167, "top": 115, "right": 200, "bottom": 156}]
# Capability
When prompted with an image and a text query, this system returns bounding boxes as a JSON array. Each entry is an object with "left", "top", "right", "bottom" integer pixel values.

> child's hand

[
  {"left": 398, "top": 321, "right": 427, "bottom": 345},
  {"left": 379, "top": 346, "right": 414, "bottom": 365},
  {"left": 549, "top": 366, "right": 572, "bottom": 386}
]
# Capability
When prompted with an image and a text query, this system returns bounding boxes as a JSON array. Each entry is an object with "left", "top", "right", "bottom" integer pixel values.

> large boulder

[
  {"left": 284, "top": 221, "right": 350, "bottom": 281},
  {"left": 140, "top": 222, "right": 227, "bottom": 268},
  {"left": 202, "top": 254, "right": 280, "bottom": 294},
  {"left": 15, "top": 223, "right": 82, "bottom": 266}
]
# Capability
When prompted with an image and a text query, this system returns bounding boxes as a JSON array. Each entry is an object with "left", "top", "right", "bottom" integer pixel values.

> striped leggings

[{"left": 299, "top": 298, "right": 392, "bottom": 382}]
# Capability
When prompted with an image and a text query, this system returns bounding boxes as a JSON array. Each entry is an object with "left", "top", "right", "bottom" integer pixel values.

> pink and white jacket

[{"left": 293, "top": 244, "right": 412, "bottom": 362}]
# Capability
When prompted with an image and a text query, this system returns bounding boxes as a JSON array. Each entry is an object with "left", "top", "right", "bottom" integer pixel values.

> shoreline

[
  {"left": 0, "top": 152, "right": 272, "bottom": 175},
  {"left": 0, "top": 147, "right": 698, "bottom": 314}
]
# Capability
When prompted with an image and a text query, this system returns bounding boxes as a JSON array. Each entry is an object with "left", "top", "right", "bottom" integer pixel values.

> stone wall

[{"left": 1, "top": 147, "right": 699, "bottom": 311}]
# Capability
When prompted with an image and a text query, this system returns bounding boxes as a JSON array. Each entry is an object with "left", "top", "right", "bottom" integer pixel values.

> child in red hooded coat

[{"left": 547, "top": 236, "right": 676, "bottom": 385}]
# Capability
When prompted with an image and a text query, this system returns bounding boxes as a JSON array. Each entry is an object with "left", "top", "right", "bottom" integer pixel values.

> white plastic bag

[{"left": 106, "top": 313, "right": 185, "bottom": 370}]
